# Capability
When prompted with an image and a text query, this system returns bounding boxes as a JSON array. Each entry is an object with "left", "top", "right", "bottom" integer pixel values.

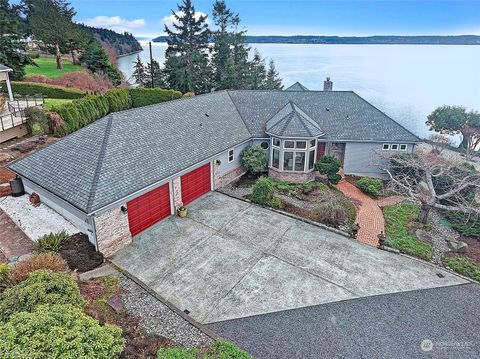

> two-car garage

[{"left": 126, "top": 163, "right": 212, "bottom": 237}]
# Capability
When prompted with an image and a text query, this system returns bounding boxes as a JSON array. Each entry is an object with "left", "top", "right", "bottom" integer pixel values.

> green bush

[
  {"left": 4, "top": 81, "right": 86, "bottom": 99},
  {"left": 446, "top": 211, "right": 480, "bottom": 238},
  {"left": 104, "top": 88, "right": 132, "bottom": 113},
  {"left": 27, "top": 51, "right": 40, "bottom": 59},
  {"left": 157, "top": 340, "right": 252, "bottom": 359},
  {"left": 0, "top": 269, "right": 84, "bottom": 322},
  {"left": 35, "top": 230, "right": 70, "bottom": 253},
  {"left": 0, "top": 263, "right": 9, "bottom": 283},
  {"left": 240, "top": 145, "right": 268, "bottom": 176},
  {"left": 54, "top": 94, "right": 109, "bottom": 135},
  {"left": 315, "top": 155, "right": 341, "bottom": 184},
  {"left": 383, "top": 202, "right": 433, "bottom": 261},
  {"left": 128, "top": 88, "right": 182, "bottom": 108},
  {"left": 24, "top": 106, "right": 51, "bottom": 135},
  {"left": 357, "top": 177, "right": 383, "bottom": 198},
  {"left": 251, "top": 177, "right": 274, "bottom": 205},
  {"left": 443, "top": 255, "right": 480, "bottom": 281},
  {"left": 0, "top": 304, "right": 124, "bottom": 358},
  {"left": 80, "top": 41, "right": 122, "bottom": 86}
]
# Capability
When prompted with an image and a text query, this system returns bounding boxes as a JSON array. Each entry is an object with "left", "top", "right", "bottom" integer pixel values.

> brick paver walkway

[
  {"left": 336, "top": 180, "right": 403, "bottom": 246},
  {"left": 0, "top": 208, "right": 33, "bottom": 262}
]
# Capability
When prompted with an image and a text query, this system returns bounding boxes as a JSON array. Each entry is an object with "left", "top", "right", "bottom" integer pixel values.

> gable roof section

[
  {"left": 266, "top": 102, "right": 325, "bottom": 137},
  {"left": 227, "top": 90, "right": 420, "bottom": 143},
  {"left": 10, "top": 92, "right": 251, "bottom": 213},
  {"left": 285, "top": 82, "right": 309, "bottom": 91}
]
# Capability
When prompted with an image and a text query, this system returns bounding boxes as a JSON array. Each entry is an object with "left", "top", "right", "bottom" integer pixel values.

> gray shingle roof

[
  {"left": 0, "top": 64, "right": 12, "bottom": 72},
  {"left": 285, "top": 82, "right": 309, "bottom": 91},
  {"left": 10, "top": 88, "right": 419, "bottom": 214},
  {"left": 227, "top": 90, "right": 420, "bottom": 143},
  {"left": 266, "top": 102, "right": 325, "bottom": 137}
]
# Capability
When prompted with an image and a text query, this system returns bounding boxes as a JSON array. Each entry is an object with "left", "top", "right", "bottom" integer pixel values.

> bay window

[
  {"left": 272, "top": 148, "right": 280, "bottom": 169},
  {"left": 284, "top": 152, "right": 294, "bottom": 170},
  {"left": 270, "top": 138, "right": 318, "bottom": 173},
  {"left": 294, "top": 152, "right": 306, "bottom": 171}
]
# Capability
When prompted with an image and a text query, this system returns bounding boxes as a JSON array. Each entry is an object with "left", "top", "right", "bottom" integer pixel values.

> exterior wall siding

[
  {"left": 93, "top": 205, "right": 131, "bottom": 257},
  {"left": 215, "top": 141, "right": 251, "bottom": 176},
  {"left": 22, "top": 178, "right": 93, "bottom": 239},
  {"left": 343, "top": 142, "right": 414, "bottom": 178}
]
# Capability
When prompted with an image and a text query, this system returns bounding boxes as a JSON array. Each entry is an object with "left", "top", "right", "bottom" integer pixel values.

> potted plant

[{"left": 177, "top": 206, "right": 188, "bottom": 218}]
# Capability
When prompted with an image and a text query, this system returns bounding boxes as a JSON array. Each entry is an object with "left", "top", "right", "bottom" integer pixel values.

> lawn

[
  {"left": 383, "top": 202, "right": 433, "bottom": 261},
  {"left": 25, "top": 57, "right": 84, "bottom": 78},
  {"left": 44, "top": 98, "right": 73, "bottom": 110}
]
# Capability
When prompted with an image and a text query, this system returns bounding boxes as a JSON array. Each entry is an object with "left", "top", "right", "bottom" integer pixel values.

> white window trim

[
  {"left": 391, "top": 144, "right": 399, "bottom": 151},
  {"left": 271, "top": 147, "right": 280, "bottom": 169},
  {"left": 382, "top": 144, "right": 390, "bottom": 151},
  {"left": 284, "top": 140, "right": 295, "bottom": 149},
  {"left": 399, "top": 144, "right": 408, "bottom": 151},
  {"left": 228, "top": 148, "right": 234, "bottom": 163},
  {"left": 272, "top": 137, "right": 280, "bottom": 148}
]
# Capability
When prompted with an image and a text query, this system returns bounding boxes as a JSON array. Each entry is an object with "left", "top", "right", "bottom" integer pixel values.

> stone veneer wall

[
  {"left": 172, "top": 177, "right": 182, "bottom": 210},
  {"left": 268, "top": 167, "right": 315, "bottom": 183},
  {"left": 94, "top": 205, "right": 131, "bottom": 257},
  {"left": 213, "top": 162, "right": 245, "bottom": 190}
]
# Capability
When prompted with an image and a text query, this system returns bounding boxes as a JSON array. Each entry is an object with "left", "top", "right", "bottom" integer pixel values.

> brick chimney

[{"left": 323, "top": 77, "right": 333, "bottom": 91}]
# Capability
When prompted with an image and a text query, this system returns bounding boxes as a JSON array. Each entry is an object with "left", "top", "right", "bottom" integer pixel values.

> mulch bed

[
  {"left": 234, "top": 173, "right": 259, "bottom": 187},
  {"left": 59, "top": 233, "right": 104, "bottom": 272},
  {"left": 459, "top": 237, "right": 480, "bottom": 266},
  {"left": 79, "top": 279, "right": 176, "bottom": 359}
]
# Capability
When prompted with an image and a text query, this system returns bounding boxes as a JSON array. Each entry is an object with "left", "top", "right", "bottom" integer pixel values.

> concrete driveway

[{"left": 112, "top": 192, "right": 468, "bottom": 324}]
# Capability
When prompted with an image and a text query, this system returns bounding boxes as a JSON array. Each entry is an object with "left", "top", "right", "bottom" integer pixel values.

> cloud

[
  {"left": 162, "top": 11, "right": 210, "bottom": 30},
  {"left": 81, "top": 16, "right": 146, "bottom": 32}
]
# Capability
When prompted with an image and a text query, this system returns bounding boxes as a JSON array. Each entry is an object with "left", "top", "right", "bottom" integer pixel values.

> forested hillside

[{"left": 79, "top": 24, "right": 143, "bottom": 56}]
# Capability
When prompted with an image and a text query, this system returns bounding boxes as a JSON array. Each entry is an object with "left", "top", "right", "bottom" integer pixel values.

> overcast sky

[{"left": 68, "top": 0, "right": 480, "bottom": 38}]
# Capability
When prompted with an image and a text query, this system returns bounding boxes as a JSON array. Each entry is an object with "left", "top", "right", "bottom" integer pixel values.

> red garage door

[
  {"left": 127, "top": 183, "right": 171, "bottom": 236},
  {"left": 181, "top": 163, "right": 211, "bottom": 205}
]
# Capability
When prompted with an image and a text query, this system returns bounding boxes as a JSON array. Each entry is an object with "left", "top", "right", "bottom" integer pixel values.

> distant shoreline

[{"left": 151, "top": 35, "right": 480, "bottom": 45}]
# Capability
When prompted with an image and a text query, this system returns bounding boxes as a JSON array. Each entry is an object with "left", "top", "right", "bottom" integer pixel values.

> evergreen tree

[
  {"left": 163, "top": 0, "right": 211, "bottom": 93},
  {"left": 0, "top": 0, "right": 34, "bottom": 80},
  {"left": 22, "top": 0, "right": 77, "bottom": 70},
  {"left": 62, "top": 24, "right": 90, "bottom": 65},
  {"left": 131, "top": 55, "right": 148, "bottom": 87},
  {"left": 80, "top": 40, "right": 121, "bottom": 86},
  {"left": 247, "top": 49, "right": 267, "bottom": 89},
  {"left": 211, "top": 0, "right": 233, "bottom": 89},
  {"left": 229, "top": 14, "right": 250, "bottom": 89},
  {"left": 145, "top": 59, "right": 165, "bottom": 88},
  {"left": 265, "top": 59, "right": 283, "bottom": 89}
]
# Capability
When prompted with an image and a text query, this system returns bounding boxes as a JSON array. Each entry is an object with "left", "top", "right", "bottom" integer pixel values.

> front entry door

[{"left": 330, "top": 142, "right": 346, "bottom": 166}]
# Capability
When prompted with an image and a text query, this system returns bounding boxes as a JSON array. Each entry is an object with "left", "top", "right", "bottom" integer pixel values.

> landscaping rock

[
  {"left": 11, "top": 136, "right": 46, "bottom": 153},
  {"left": 447, "top": 239, "right": 468, "bottom": 253},
  {"left": 415, "top": 229, "right": 434, "bottom": 244},
  {"left": 107, "top": 294, "right": 124, "bottom": 314},
  {"left": 29, "top": 192, "right": 40, "bottom": 207}
]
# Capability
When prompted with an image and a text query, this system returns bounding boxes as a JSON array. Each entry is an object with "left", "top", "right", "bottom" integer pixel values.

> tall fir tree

[
  {"left": 163, "top": 0, "right": 211, "bottom": 93},
  {"left": 247, "top": 49, "right": 267, "bottom": 89},
  {"left": 22, "top": 0, "right": 77, "bottom": 69},
  {"left": 131, "top": 55, "right": 148, "bottom": 87},
  {"left": 0, "top": 0, "right": 34, "bottom": 80},
  {"left": 265, "top": 59, "right": 283, "bottom": 89},
  {"left": 146, "top": 59, "right": 165, "bottom": 88},
  {"left": 211, "top": 0, "right": 233, "bottom": 89}
]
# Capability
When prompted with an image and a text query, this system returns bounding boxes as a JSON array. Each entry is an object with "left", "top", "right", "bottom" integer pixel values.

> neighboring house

[{"left": 9, "top": 78, "right": 420, "bottom": 256}]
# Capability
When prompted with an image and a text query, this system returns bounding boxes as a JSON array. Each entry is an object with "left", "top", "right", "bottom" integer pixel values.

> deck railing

[{"left": 0, "top": 95, "right": 45, "bottom": 132}]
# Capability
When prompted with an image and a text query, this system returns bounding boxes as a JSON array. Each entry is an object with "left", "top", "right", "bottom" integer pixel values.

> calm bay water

[{"left": 117, "top": 41, "right": 480, "bottom": 140}]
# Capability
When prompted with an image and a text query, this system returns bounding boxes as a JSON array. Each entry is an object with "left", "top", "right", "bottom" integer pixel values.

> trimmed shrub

[
  {"left": 6, "top": 253, "right": 69, "bottom": 285},
  {"left": 24, "top": 106, "right": 51, "bottom": 135},
  {"left": 0, "top": 269, "right": 84, "bottom": 322},
  {"left": 157, "top": 340, "right": 252, "bottom": 359},
  {"left": 35, "top": 230, "right": 70, "bottom": 253},
  {"left": 0, "top": 264, "right": 9, "bottom": 283},
  {"left": 0, "top": 304, "right": 125, "bottom": 358},
  {"left": 315, "top": 155, "right": 341, "bottom": 184},
  {"left": 128, "top": 88, "right": 182, "bottom": 108},
  {"left": 104, "top": 88, "right": 132, "bottom": 112},
  {"left": 446, "top": 211, "right": 480, "bottom": 238},
  {"left": 251, "top": 177, "right": 274, "bottom": 205},
  {"left": 4, "top": 81, "right": 86, "bottom": 99},
  {"left": 241, "top": 145, "right": 268, "bottom": 176},
  {"left": 357, "top": 177, "right": 383, "bottom": 198}
]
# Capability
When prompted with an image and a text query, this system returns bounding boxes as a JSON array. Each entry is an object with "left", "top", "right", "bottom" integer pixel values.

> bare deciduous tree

[
  {"left": 428, "top": 133, "right": 454, "bottom": 155},
  {"left": 381, "top": 150, "right": 480, "bottom": 223}
]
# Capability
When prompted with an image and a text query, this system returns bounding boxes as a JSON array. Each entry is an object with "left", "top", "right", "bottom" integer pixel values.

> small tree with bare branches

[
  {"left": 383, "top": 150, "right": 479, "bottom": 223},
  {"left": 428, "top": 133, "right": 454, "bottom": 155}
]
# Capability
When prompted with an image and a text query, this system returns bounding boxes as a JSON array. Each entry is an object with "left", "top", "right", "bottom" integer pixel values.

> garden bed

[{"left": 59, "top": 233, "right": 104, "bottom": 272}]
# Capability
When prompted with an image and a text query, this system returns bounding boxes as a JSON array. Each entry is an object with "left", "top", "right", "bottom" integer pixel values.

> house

[{"left": 9, "top": 78, "right": 420, "bottom": 256}]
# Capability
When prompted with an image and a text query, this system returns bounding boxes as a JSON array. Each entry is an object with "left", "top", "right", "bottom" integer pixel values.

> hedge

[
  {"left": 4, "top": 81, "right": 86, "bottom": 99},
  {"left": 104, "top": 88, "right": 132, "bottom": 113},
  {"left": 128, "top": 88, "right": 182, "bottom": 108}
]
